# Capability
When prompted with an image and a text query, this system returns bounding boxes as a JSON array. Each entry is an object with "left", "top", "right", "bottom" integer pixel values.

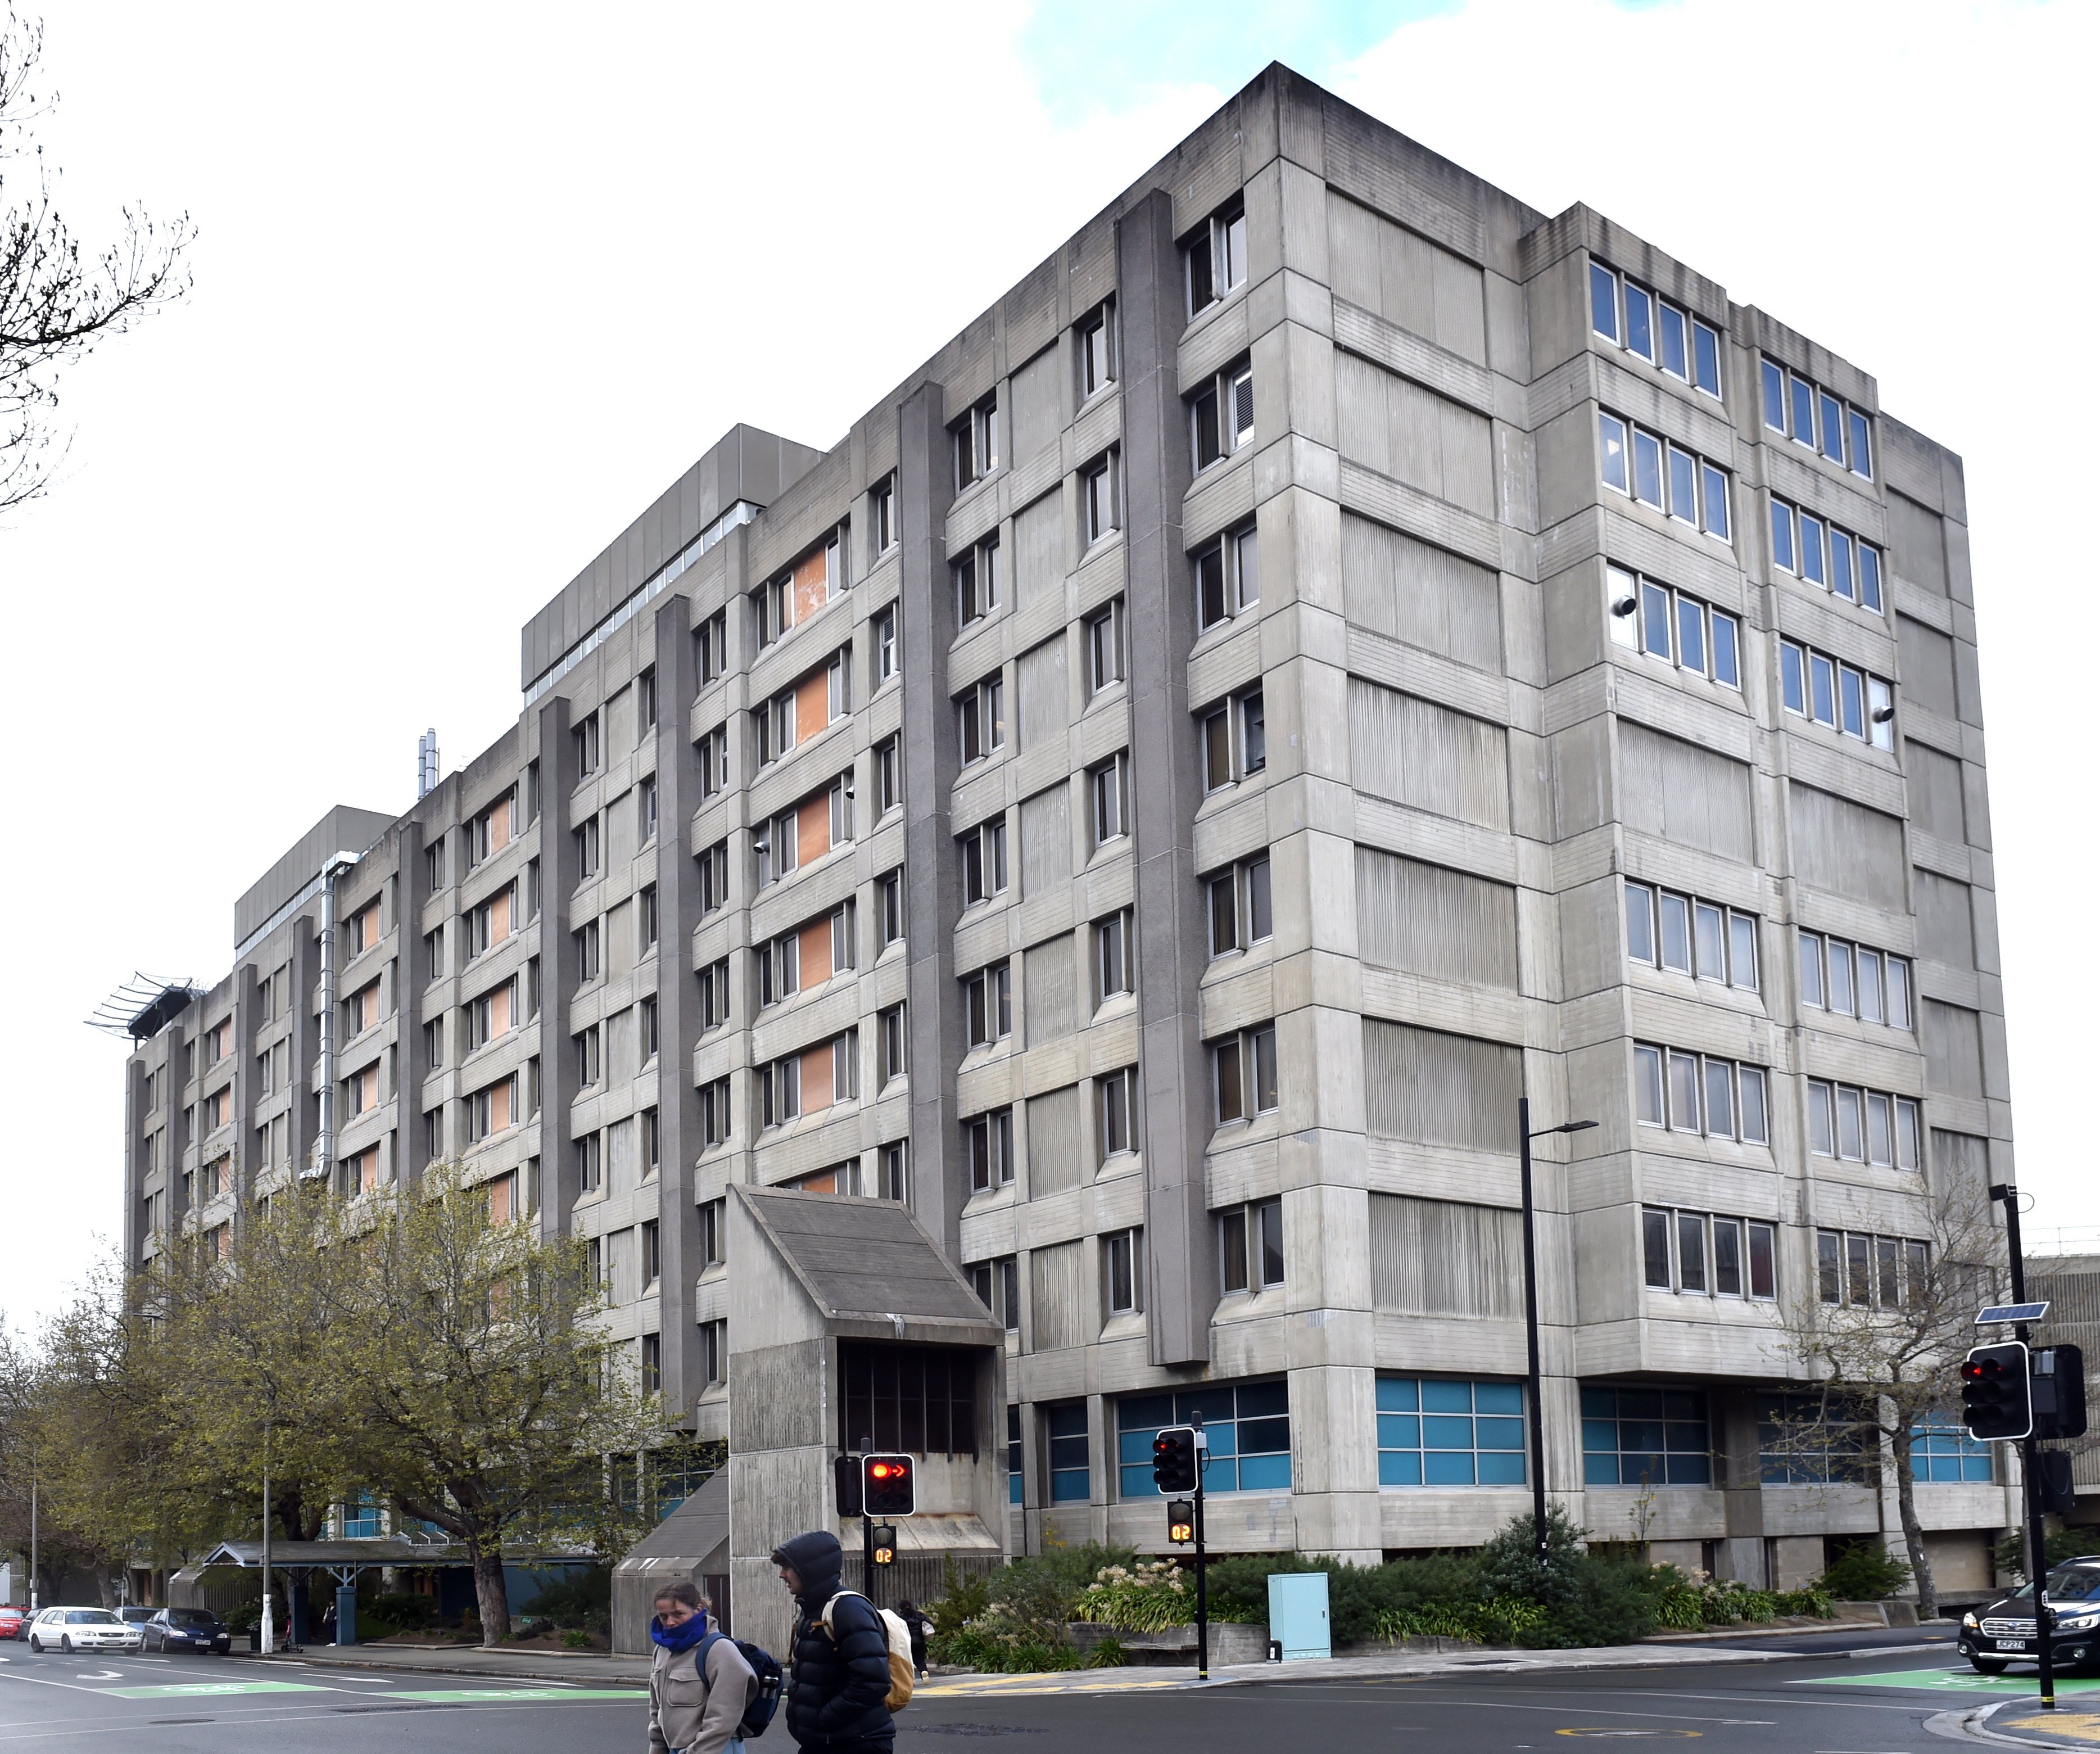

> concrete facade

[{"left": 122, "top": 65, "right": 2021, "bottom": 1595}]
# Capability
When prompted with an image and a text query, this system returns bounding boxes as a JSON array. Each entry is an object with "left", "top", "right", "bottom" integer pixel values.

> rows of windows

[
  {"left": 1760, "top": 357, "right": 1873, "bottom": 481},
  {"left": 1633, "top": 1043, "right": 1769, "bottom": 1145},
  {"left": 1780, "top": 637, "right": 1895, "bottom": 748},
  {"left": 1377, "top": 1376, "right": 1525, "bottom": 1486},
  {"left": 1590, "top": 263, "right": 1723, "bottom": 397},
  {"left": 1119, "top": 1380, "right": 1289, "bottom": 1498},
  {"left": 1816, "top": 1228, "right": 1929, "bottom": 1307},
  {"left": 1582, "top": 1384, "right": 1710, "bottom": 1486},
  {"left": 1807, "top": 1081, "right": 1922, "bottom": 1170},
  {"left": 1800, "top": 931, "right": 1912, "bottom": 1030},
  {"left": 1626, "top": 882, "right": 1759, "bottom": 991},
  {"left": 1599, "top": 412, "right": 1731, "bottom": 541},
  {"left": 1607, "top": 566, "right": 1741, "bottom": 688},
  {"left": 1642, "top": 1206, "right": 1778, "bottom": 1299},
  {"left": 1769, "top": 498, "right": 1884, "bottom": 612}
]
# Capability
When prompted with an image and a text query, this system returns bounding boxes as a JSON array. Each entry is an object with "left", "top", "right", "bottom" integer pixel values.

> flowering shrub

[{"left": 1074, "top": 1561, "right": 1259, "bottom": 1630}]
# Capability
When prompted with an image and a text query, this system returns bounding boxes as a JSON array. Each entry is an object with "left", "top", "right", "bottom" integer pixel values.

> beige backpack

[{"left": 818, "top": 1591, "right": 915, "bottom": 1712}]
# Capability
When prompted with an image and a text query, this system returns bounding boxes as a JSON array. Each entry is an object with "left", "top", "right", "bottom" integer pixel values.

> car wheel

[
  {"left": 58, "top": 1636, "right": 71, "bottom": 1654},
  {"left": 1970, "top": 1657, "right": 2009, "bottom": 1675},
  {"left": 27, "top": 1634, "right": 40, "bottom": 1653}
]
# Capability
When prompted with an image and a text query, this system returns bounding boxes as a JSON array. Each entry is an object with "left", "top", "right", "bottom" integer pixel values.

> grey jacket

[{"left": 649, "top": 1629, "right": 755, "bottom": 1754}]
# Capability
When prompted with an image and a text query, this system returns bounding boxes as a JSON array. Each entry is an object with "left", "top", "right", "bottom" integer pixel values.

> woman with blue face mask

[{"left": 649, "top": 1582, "right": 756, "bottom": 1754}]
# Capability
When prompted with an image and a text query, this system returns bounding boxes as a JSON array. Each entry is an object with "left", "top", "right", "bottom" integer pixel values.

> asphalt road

[{"left": 4, "top": 1633, "right": 2093, "bottom": 1751}]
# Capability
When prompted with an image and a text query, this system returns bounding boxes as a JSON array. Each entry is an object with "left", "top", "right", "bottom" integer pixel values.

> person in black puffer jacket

[{"left": 773, "top": 1530, "right": 893, "bottom": 1754}]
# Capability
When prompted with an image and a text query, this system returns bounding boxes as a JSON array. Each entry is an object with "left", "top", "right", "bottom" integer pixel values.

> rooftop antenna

[{"left": 417, "top": 728, "right": 440, "bottom": 799}]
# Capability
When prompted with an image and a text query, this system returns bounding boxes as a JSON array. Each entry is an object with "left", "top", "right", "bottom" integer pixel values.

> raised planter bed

[{"left": 1067, "top": 1621, "right": 1270, "bottom": 1666}]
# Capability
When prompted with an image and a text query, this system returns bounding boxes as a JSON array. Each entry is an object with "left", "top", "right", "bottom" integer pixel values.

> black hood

[{"left": 772, "top": 1529, "right": 844, "bottom": 1606}]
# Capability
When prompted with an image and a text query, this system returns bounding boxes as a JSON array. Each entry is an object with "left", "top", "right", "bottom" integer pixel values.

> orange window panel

[
  {"left": 792, "top": 548, "right": 829, "bottom": 626},
  {"left": 491, "top": 889, "right": 512, "bottom": 942},
  {"left": 359, "top": 1150, "right": 380, "bottom": 1194},
  {"left": 795, "top": 672, "right": 830, "bottom": 742},
  {"left": 798, "top": 1168, "right": 839, "bottom": 1194},
  {"left": 353, "top": 903, "right": 379, "bottom": 950},
  {"left": 800, "top": 1047, "right": 835, "bottom": 1114},
  {"left": 490, "top": 795, "right": 512, "bottom": 853},
  {"left": 491, "top": 984, "right": 512, "bottom": 1037},
  {"left": 214, "top": 1225, "right": 231, "bottom": 1260},
  {"left": 799, "top": 920, "right": 833, "bottom": 990},
  {"left": 487, "top": 1172, "right": 514, "bottom": 1224},
  {"left": 491, "top": 1078, "right": 513, "bottom": 1132},
  {"left": 796, "top": 797, "right": 830, "bottom": 867}
]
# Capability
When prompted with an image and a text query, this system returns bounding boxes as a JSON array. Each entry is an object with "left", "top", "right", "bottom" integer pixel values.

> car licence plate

[{"left": 1999, "top": 1640, "right": 2027, "bottom": 1651}]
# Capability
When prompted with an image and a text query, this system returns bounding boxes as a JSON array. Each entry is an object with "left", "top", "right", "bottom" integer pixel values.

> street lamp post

[{"left": 1518, "top": 1097, "right": 1596, "bottom": 1563}]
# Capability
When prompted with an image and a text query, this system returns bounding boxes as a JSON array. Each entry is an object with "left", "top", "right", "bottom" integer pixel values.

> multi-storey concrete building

[{"left": 121, "top": 65, "right": 2021, "bottom": 1643}]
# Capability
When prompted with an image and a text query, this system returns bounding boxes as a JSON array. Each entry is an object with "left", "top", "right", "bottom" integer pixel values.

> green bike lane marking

[
  {"left": 108, "top": 1681, "right": 330, "bottom": 1698},
  {"left": 1794, "top": 1667, "right": 2100, "bottom": 1696}
]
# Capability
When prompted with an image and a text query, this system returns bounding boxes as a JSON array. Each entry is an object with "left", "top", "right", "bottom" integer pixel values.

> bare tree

[
  {"left": 2, "top": 5, "right": 192, "bottom": 511},
  {"left": 1771, "top": 1186, "right": 2007, "bottom": 1620}
]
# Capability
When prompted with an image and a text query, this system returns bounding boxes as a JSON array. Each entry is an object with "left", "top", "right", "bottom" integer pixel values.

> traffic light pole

[
  {"left": 1194, "top": 1461, "right": 1209, "bottom": 1681},
  {"left": 1995, "top": 1182, "right": 2055, "bottom": 1712}
]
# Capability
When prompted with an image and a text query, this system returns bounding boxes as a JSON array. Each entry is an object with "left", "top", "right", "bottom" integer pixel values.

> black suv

[
  {"left": 1960, "top": 1557, "right": 2100, "bottom": 1675},
  {"left": 142, "top": 1607, "right": 233, "bottom": 1654}
]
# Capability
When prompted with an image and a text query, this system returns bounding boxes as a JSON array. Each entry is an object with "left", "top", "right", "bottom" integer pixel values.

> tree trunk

[
  {"left": 1891, "top": 1431, "right": 1938, "bottom": 1619},
  {"left": 468, "top": 1538, "right": 510, "bottom": 1645}
]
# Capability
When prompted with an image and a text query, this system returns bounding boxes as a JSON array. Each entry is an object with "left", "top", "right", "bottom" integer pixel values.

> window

[
  {"left": 1756, "top": 1391, "right": 1874, "bottom": 1484},
  {"left": 971, "top": 1255, "right": 1021, "bottom": 1331},
  {"left": 1032, "top": 1400, "right": 1088, "bottom": 1502},
  {"left": 468, "top": 790, "right": 515, "bottom": 868},
  {"left": 957, "top": 671, "right": 1006, "bottom": 763},
  {"left": 637, "top": 666, "right": 657, "bottom": 731},
  {"left": 1597, "top": 410, "right": 1730, "bottom": 540},
  {"left": 871, "top": 476, "right": 896, "bottom": 555},
  {"left": 876, "top": 1141, "right": 908, "bottom": 1201},
  {"left": 759, "top": 1053, "right": 802, "bottom": 1128},
  {"left": 696, "top": 839, "right": 730, "bottom": 915},
  {"left": 1202, "top": 689, "right": 1265, "bottom": 791},
  {"left": 641, "top": 1219, "right": 661, "bottom": 1286},
  {"left": 639, "top": 778, "right": 658, "bottom": 845},
  {"left": 1816, "top": 1228, "right": 1929, "bottom": 1306},
  {"left": 1079, "top": 300, "right": 1116, "bottom": 397},
  {"left": 1779, "top": 637, "right": 1895, "bottom": 748},
  {"left": 1643, "top": 1208, "right": 1777, "bottom": 1299},
  {"left": 639, "top": 995, "right": 658, "bottom": 1063},
  {"left": 1220, "top": 1196, "right": 1284, "bottom": 1293},
  {"left": 573, "top": 815, "right": 600, "bottom": 880},
  {"left": 1769, "top": 498, "right": 1884, "bottom": 614},
  {"left": 1377, "top": 1377, "right": 1526, "bottom": 1486},
  {"left": 871, "top": 735, "right": 901, "bottom": 816},
  {"left": 1624, "top": 882, "right": 1758, "bottom": 989},
  {"left": 1119, "top": 1380, "right": 1289, "bottom": 1497},
  {"left": 878, "top": 868, "right": 904, "bottom": 948},
  {"left": 573, "top": 712, "right": 601, "bottom": 777},
  {"left": 1911, "top": 1414, "right": 1995, "bottom": 1483},
  {"left": 699, "top": 1075, "right": 732, "bottom": 1149},
  {"left": 1082, "top": 449, "right": 1121, "bottom": 544},
  {"left": 699, "top": 1197, "right": 725, "bottom": 1268},
  {"left": 1590, "top": 262, "right": 1722, "bottom": 397},
  {"left": 697, "top": 957, "right": 732, "bottom": 1032},
  {"left": 422, "top": 1018, "right": 445, "bottom": 1068},
  {"left": 1759, "top": 357, "right": 1873, "bottom": 479},
  {"left": 1185, "top": 202, "right": 1247, "bottom": 314},
  {"left": 874, "top": 605, "right": 897, "bottom": 685},
  {"left": 953, "top": 536, "right": 1000, "bottom": 625},
  {"left": 1581, "top": 1384, "right": 1710, "bottom": 1485},
  {"left": 641, "top": 1106, "right": 660, "bottom": 1178},
  {"left": 1632, "top": 1042, "right": 1769, "bottom": 1144},
  {"left": 966, "top": 1107, "right": 1015, "bottom": 1190},
  {"left": 465, "top": 979, "right": 514, "bottom": 1051},
  {"left": 1805, "top": 1084, "right": 1923, "bottom": 1170},
  {"left": 1605, "top": 566, "right": 1741, "bottom": 688},
  {"left": 343, "top": 902, "right": 381, "bottom": 959},
  {"left": 1799, "top": 932, "right": 1913, "bottom": 1029},
  {"left": 1207, "top": 853, "right": 1273, "bottom": 956},
  {"left": 694, "top": 610, "right": 728, "bottom": 686},
  {"left": 1089, "top": 752, "right": 1128, "bottom": 847},
  {"left": 465, "top": 1074, "right": 516, "bottom": 1145},
  {"left": 953, "top": 395, "right": 999, "bottom": 490},
  {"left": 574, "top": 1023, "right": 601, "bottom": 1087},
  {"left": 573, "top": 920, "right": 600, "bottom": 983},
  {"left": 1007, "top": 1405, "right": 1024, "bottom": 1504},
  {"left": 755, "top": 535, "right": 841, "bottom": 650},
  {"left": 426, "top": 837, "right": 449, "bottom": 890},
  {"left": 838, "top": 1340, "right": 978, "bottom": 1454},
  {"left": 633, "top": 883, "right": 659, "bottom": 955},
  {"left": 465, "top": 885, "right": 515, "bottom": 958},
  {"left": 1094, "top": 910, "right": 1133, "bottom": 1004},
  {"left": 878, "top": 1002, "right": 907, "bottom": 1088},
  {"left": 1097, "top": 1066, "right": 1138, "bottom": 1160},
  {"left": 961, "top": 816, "right": 1008, "bottom": 904},
  {"left": 1104, "top": 1227, "right": 1143, "bottom": 1313},
  {"left": 698, "top": 1319, "right": 726, "bottom": 1388},
  {"left": 1195, "top": 521, "right": 1260, "bottom": 631},
  {"left": 1191, "top": 359, "right": 1253, "bottom": 471},
  {"left": 965, "top": 961, "right": 1012, "bottom": 1049},
  {"left": 637, "top": 1332, "right": 662, "bottom": 1394},
  {"left": 1086, "top": 598, "right": 1125, "bottom": 694},
  {"left": 1213, "top": 1024, "right": 1279, "bottom": 1123}
]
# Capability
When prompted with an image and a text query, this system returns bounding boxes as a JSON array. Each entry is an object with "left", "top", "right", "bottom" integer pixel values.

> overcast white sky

[{"left": 4, "top": 0, "right": 2092, "bottom": 1334}]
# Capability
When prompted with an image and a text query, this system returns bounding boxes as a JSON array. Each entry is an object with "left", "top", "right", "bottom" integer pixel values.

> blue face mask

[{"left": 651, "top": 1612, "right": 710, "bottom": 1654}]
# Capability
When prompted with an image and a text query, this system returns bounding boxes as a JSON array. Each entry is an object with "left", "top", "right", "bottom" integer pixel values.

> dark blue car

[{"left": 143, "top": 1607, "right": 232, "bottom": 1654}]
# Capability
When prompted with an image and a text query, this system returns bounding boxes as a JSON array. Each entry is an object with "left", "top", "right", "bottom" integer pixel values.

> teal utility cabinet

[{"left": 1267, "top": 1570, "right": 1331, "bottom": 1660}]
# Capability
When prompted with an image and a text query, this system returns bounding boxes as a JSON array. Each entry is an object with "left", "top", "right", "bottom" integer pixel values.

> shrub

[
  {"left": 562, "top": 1628, "right": 592, "bottom": 1648},
  {"left": 1818, "top": 1541, "right": 1912, "bottom": 1602},
  {"left": 523, "top": 1567, "right": 611, "bottom": 1631},
  {"left": 1993, "top": 1527, "right": 2099, "bottom": 1584},
  {"left": 364, "top": 1591, "right": 437, "bottom": 1633},
  {"left": 1084, "top": 1634, "right": 1126, "bottom": 1668},
  {"left": 1773, "top": 1586, "right": 1835, "bottom": 1619},
  {"left": 928, "top": 1559, "right": 992, "bottom": 1638}
]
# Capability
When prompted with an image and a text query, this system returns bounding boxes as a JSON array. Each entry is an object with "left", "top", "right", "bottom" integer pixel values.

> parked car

[
  {"left": 25, "top": 1607, "right": 143, "bottom": 1653},
  {"left": 0, "top": 1606, "right": 26, "bottom": 1640},
  {"left": 142, "top": 1607, "right": 232, "bottom": 1654},
  {"left": 118, "top": 1607, "right": 156, "bottom": 1626},
  {"left": 1961, "top": 1557, "right": 2100, "bottom": 1675}
]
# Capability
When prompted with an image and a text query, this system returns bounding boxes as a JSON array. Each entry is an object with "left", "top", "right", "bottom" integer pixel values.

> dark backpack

[{"left": 694, "top": 1630, "right": 784, "bottom": 1739}]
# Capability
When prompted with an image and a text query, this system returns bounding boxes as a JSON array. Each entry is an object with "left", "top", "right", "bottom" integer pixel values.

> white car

[{"left": 25, "top": 1607, "right": 142, "bottom": 1653}]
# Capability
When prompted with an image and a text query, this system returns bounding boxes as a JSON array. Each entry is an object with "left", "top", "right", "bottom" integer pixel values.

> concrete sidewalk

[{"left": 259, "top": 1641, "right": 649, "bottom": 1685}]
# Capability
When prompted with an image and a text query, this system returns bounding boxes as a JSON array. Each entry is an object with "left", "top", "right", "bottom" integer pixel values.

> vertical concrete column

[
  {"left": 231, "top": 971, "right": 256, "bottom": 1213},
  {"left": 1716, "top": 1386, "right": 1767, "bottom": 1584},
  {"left": 398, "top": 821, "right": 432, "bottom": 1191},
  {"left": 535, "top": 695, "right": 580, "bottom": 1232},
  {"left": 1117, "top": 188, "right": 1211, "bottom": 1368},
  {"left": 651, "top": 594, "right": 706, "bottom": 1413},
  {"left": 897, "top": 382, "right": 963, "bottom": 1255},
  {"left": 289, "top": 925, "right": 320, "bottom": 1176}
]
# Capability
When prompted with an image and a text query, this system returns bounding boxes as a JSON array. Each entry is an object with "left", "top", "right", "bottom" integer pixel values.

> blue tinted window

[
  {"left": 1790, "top": 374, "right": 1815, "bottom": 445},
  {"left": 1761, "top": 359, "right": 1785, "bottom": 431},
  {"left": 1911, "top": 1421, "right": 1993, "bottom": 1483},
  {"left": 1659, "top": 304, "right": 1687, "bottom": 378},
  {"left": 1859, "top": 543, "right": 1883, "bottom": 613},
  {"left": 1693, "top": 322, "right": 1721, "bottom": 396},
  {"left": 1116, "top": 1380, "right": 1291, "bottom": 1498},
  {"left": 1712, "top": 613, "right": 1739, "bottom": 689},
  {"left": 1799, "top": 513, "right": 1825, "bottom": 585},
  {"left": 1781, "top": 643, "right": 1805, "bottom": 715},
  {"left": 1047, "top": 1401, "right": 1090, "bottom": 1503},
  {"left": 1677, "top": 596, "right": 1706, "bottom": 677},
  {"left": 1760, "top": 1392, "right": 1873, "bottom": 1484},
  {"left": 1632, "top": 430, "right": 1663, "bottom": 508},
  {"left": 1810, "top": 653, "right": 1836, "bottom": 727},
  {"left": 1770, "top": 500, "right": 1795, "bottom": 572},
  {"left": 1599, "top": 413, "right": 1628, "bottom": 494},
  {"left": 1668, "top": 446, "right": 1697, "bottom": 522},
  {"left": 1590, "top": 263, "right": 1618, "bottom": 341},
  {"left": 1641, "top": 580, "right": 1672, "bottom": 659},
  {"left": 1582, "top": 1384, "right": 1710, "bottom": 1486},
  {"left": 1625, "top": 283, "right": 1654, "bottom": 359},
  {"left": 1848, "top": 409, "right": 1872, "bottom": 479},
  {"left": 1701, "top": 464, "right": 1730, "bottom": 541},
  {"left": 1818, "top": 392, "right": 1845, "bottom": 462},
  {"left": 1840, "top": 667, "right": 1865, "bottom": 739},
  {"left": 1376, "top": 1376, "right": 1528, "bottom": 1488},
  {"left": 1829, "top": 529, "right": 1855, "bottom": 601}
]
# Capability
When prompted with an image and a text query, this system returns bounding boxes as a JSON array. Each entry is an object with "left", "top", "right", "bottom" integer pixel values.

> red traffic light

[
  {"left": 1152, "top": 1426, "right": 1198, "bottom": 1494},
  {"left": 1961, "top": 1341, "right": 2032, "bottom": 1441},
  {"left": 862, "top": 1452, "right": 916, "bottom": 1516}
]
